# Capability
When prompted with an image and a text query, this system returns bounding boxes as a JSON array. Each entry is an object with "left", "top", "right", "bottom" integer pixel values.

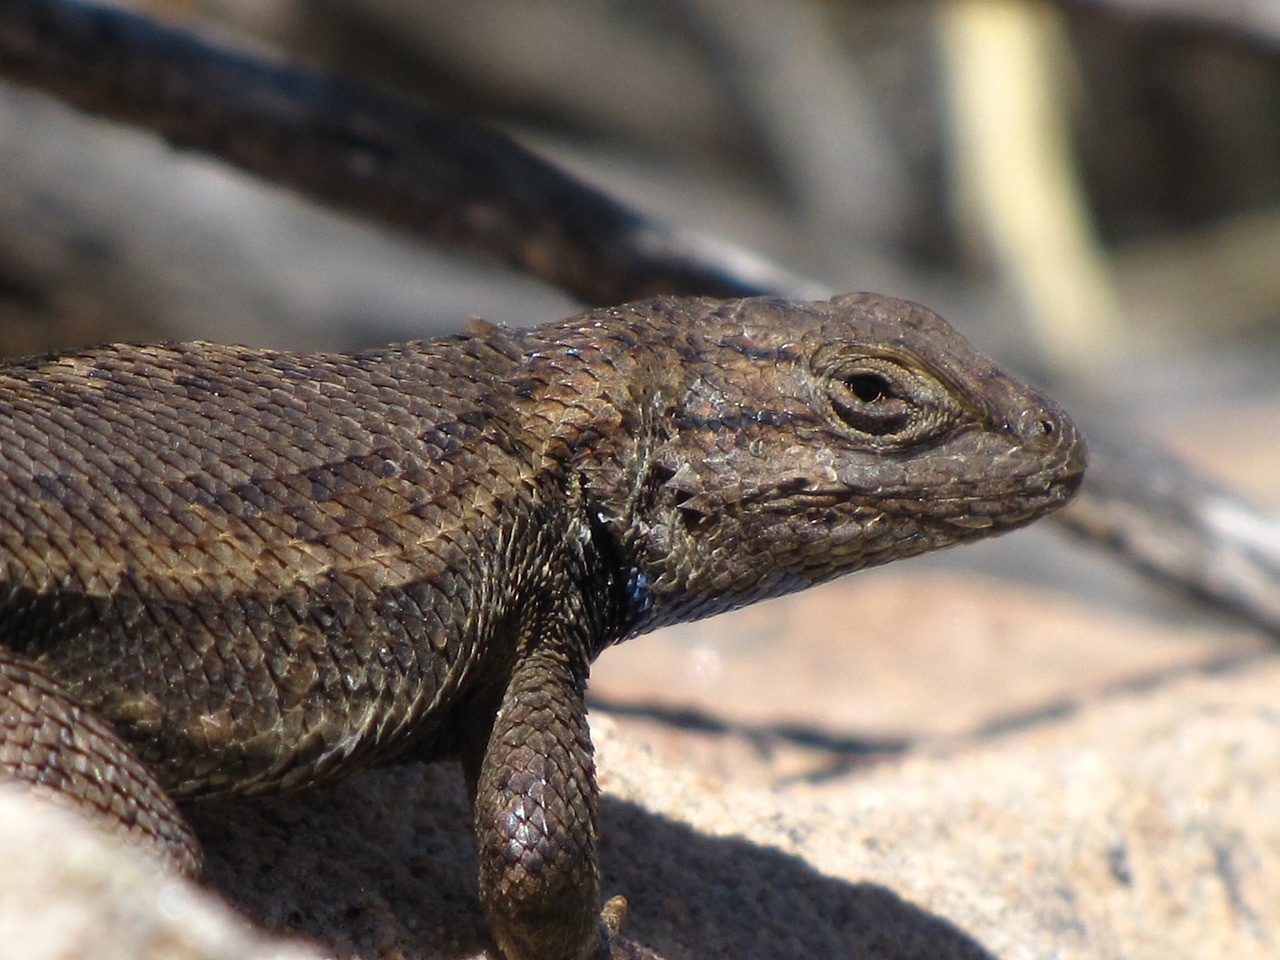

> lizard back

[{"left": 0, "top": 335, "right": 544, "bottom": 795}]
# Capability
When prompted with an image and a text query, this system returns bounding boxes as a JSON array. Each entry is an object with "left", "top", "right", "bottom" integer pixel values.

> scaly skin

[{"left": 0, "top": 293, "right": 1085, "bottom": 960}]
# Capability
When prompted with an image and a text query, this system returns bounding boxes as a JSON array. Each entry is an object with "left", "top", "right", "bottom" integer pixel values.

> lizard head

[{"left": 536, "top": 293, "right": 1087, "bottom": 634}]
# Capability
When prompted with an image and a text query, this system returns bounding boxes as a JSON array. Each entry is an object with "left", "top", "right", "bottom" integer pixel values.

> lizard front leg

[
  {"left": 0, "top": 647, "right": 202, "bottom": 875},
  {"left": 468, "top": 637, "right": 603, "bottom": 960}
]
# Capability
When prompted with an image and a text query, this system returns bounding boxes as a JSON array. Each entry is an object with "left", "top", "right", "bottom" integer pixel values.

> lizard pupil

[{"left": 846, "top": 373, "right": 890, "bottom": 403}]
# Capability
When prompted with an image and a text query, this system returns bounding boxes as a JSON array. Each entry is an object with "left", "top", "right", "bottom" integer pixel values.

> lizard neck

[{"left": 468, "top": 307, "right": 692, "bottom": 647}]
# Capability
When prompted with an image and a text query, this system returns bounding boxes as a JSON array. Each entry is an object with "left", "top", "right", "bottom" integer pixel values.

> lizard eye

[
  {"left": 811, "top": 346, "right": 962, "bottom": 447},
  {"left": 828, "top": 364, "right": 913, "bottom": 436}
]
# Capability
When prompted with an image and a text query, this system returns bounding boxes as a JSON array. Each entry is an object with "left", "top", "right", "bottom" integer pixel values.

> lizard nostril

[{"left": 1016, "top": 406, "right": 1060, "bottom": 441}]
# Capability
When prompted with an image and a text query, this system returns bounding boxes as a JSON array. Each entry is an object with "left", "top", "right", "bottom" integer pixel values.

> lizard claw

[
  {"left": 601, "top": 895, "right": 629, "bottom": 936},
  {"left": 596, "top": 896, "right": 665, "bottom": 960}
]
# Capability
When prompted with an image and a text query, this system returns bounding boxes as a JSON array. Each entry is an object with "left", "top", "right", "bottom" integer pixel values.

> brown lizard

[{"left": 0, "top": 293, "right": 1085, "bottom": 960}]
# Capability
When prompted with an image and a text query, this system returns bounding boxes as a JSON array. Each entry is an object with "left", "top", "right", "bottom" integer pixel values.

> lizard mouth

[
  {"left": 742, "top": 453, "right": 1085, "bottom": 543},
  {"left": 759, "top": 457, "right": 1085, "bottom": 516}
]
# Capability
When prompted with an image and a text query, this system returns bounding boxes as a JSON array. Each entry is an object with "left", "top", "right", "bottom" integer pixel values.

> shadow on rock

[{"left": 187, "top": 762, "right": 995, "bottom": 960}]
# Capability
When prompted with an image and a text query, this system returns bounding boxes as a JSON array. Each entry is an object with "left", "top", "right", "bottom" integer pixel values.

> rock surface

[
  {"left": 0, "top": 789, "right": 315, "bottom": 960},
  {"left": 3, "top": 549, "right": 1277, "bottom": 959}
]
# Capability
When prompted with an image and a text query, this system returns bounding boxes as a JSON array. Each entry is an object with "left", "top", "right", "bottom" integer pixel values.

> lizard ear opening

[{"left": 677, "top": 505, "right": 715, "bottom": 533}]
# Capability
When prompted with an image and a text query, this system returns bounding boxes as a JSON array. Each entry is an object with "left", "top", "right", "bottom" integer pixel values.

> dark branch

[
  {"left": 0, "top": 0, "right": 774, "bottom": 306},
  {"left": 1058, "top": 432, "right": 1280, "bottom": 636},
  {"left": 1059, "top": 0, "right": 1280, "bottom": 53}
]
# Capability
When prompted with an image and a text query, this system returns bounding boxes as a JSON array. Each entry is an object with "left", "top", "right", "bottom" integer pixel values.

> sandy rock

[
  {"left": 2, "top": 571, "right": 1277, "bottom": 960},
  {"left": 593, "top": 661, "right": 1280, "bottom": 960},
  {"left": 0, "top": 789, "right": 318, "bottom": 960}
]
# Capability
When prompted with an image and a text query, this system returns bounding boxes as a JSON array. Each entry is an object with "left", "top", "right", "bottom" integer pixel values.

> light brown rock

[
  {"left": 2, "top": 581, "right": 1278, "bottom": 959},
  {"left": 0, "top": 789, "right": 318, "bottom": 960}
]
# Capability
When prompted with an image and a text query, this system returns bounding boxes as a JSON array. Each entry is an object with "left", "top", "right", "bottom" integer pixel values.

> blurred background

[{"left": 0, "top": 0, "right": 1277, "bottom": 765}]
